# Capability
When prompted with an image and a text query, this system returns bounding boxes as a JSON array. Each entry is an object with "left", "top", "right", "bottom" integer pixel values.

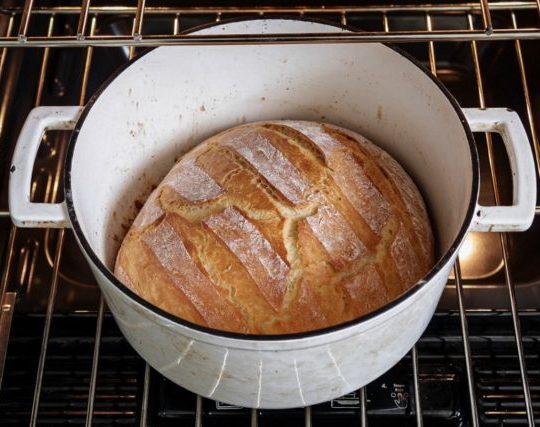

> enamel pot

[{"left": 9, "top": 19, "right": 536, "bottom": 408}]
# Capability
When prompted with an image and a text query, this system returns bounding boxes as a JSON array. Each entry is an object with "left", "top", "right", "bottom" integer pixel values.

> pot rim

[{"left": 64, "top": 16, "right": 479, "bottom": 342}]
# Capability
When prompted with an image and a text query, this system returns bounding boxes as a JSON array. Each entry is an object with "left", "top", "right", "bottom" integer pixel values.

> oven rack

[
  {"left": 0, "top": 1, "right": 538, "bottom": 46},
  {"left": 0, "top": 2, "right": 539, "bottom": 426}
]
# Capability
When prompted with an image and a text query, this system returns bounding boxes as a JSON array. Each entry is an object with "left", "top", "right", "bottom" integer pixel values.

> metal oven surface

[{"left": 0, "top": 1, "right": 539, "bottom": 426}]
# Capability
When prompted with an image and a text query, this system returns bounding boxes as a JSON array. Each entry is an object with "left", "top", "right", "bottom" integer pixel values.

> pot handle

[
  {"left": 9, "top": 106, "right": 83, "bottom": 228},
  {"left": 463, "top": 108, "right": 536, "bottom": 232}
]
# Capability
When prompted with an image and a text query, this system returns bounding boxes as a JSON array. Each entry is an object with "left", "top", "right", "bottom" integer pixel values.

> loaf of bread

[{"left": 114, "top": 121, "right": 434, "bottom": 334}]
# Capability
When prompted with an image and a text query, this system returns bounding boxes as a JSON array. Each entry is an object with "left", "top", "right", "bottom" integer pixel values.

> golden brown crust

[{"left": 115, "top": 121, "right": 435, "bottom": 334}]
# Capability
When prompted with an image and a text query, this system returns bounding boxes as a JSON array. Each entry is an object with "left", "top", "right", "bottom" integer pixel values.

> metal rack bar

[
  {"left": 173, "top": 14, "right": 180, "bottom": 36},
  {"left": 77, "top": 0, "right": 91, "bottom": 39},
  {"left": 0, "top": 12, "right": 17, "bottom": 389},
  {"left": 0, "top": 291, "right": 15, "bottom": 389},
  {"left": 195, "top": 394, "right": 203, "bottom": 427},
  {"left": 34, "top": 15, "right": 54, "bottom": 107},
  {"left": 251, "top": 408, "right": 258, "bottom": 427},
  {"left": 2, "top": 2, "right": 539, "bottom": 15},
  {"left": 425, "top": 14, "right": 437, "bottom": 75},
  {"left": 360, "top": 387, "right": 367, "bottom": 427},
  {"left": 20, "top": 240, "right": 39, "bottom": 302},
  {"left": 79, "top": 15, "right": 96, "bottom": 105},
  {"left": 132, "top": 0, "right": 145, "bottom": 40},
  {"left": 305, "top": 405, "right": 312, "bottom": 427},
  {"left": 129, "top": 2, "right": 145, "bottom": 61},
  {"left": 499, "top": 245, "right": 534, "bottom": 426},
  {"left": 29, "top": 230, "right": 65, "bottom": 426},
  {"left": 382, "top": 13, "right": 390, "bottom": 33},
  {"left": 0, "top": 13, "right": 13, "bottom": 82},
  {"left": 139, "top": 363, "right": 151, "bottom": 427},
  {"left": 0, "top": 17, "right": 18, "bottom": 138},
  {"left": 0, "top": 29, "right": 538, "bottom": 47},
  {"left": 411, "top": 346, "right": 423, "bottom": 427},
  {"left": 467, "top": 13, "right": 535, "bottom": 426},
  {"left": 454, "top": 261, "right": 480, "bottom": 427},
  {"left": 85, "top": 296, "right": 104, "bottom": 427},
  {"left": 479, "top": 0, "right": 493, "bottom": 33},
  {"left": 17, "top": 0, "right": 34, "bottom": 39}
]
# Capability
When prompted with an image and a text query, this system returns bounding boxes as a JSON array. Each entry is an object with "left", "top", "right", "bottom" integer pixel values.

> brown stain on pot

[{"left": 377, "top": 106, "right": 383, "bottom": 121}]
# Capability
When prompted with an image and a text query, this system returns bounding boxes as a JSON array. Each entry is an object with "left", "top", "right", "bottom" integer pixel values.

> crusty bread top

[{"left": 114, "top": 121, "right": 434, "bottom": 334}]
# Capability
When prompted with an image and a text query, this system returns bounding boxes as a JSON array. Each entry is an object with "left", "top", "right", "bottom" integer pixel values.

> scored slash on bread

[{"left": 115, "top": 121, "right": 435, "bottom": 334}]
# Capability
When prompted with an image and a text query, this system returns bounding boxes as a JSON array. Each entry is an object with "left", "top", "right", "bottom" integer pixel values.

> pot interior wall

[{"left": 70, "top": 20, "right": 474, "bottom": 273}]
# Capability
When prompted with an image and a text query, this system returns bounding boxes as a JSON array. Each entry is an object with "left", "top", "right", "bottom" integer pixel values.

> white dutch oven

[{"left": 9, "top": 19, "right": 536, "bottom": 409}]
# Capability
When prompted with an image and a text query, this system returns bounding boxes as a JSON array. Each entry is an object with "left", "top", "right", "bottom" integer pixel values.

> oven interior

[{"left": 0, "top": 1, "right": 539, "bottom": 426}]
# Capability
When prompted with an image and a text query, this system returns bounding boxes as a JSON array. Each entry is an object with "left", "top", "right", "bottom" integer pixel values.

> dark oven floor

[{"left": 0, "top": 2, "right": 539, "bottom": 426}]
